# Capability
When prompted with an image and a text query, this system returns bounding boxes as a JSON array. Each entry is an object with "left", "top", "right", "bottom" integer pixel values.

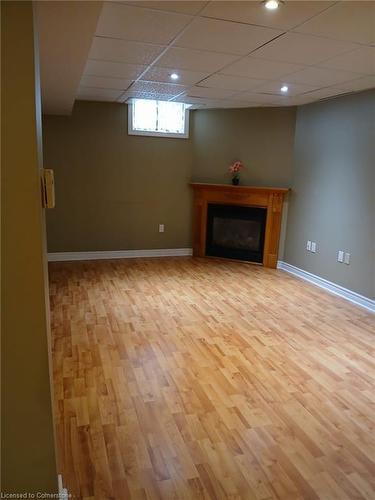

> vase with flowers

[{"left": 228, "top": 160, "right": 244, "bottom": 185}]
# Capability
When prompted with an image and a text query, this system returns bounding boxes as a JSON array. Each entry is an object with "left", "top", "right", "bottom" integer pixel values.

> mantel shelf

[{"left": 190, "top": 183, "right": 290, "bottom": 195}]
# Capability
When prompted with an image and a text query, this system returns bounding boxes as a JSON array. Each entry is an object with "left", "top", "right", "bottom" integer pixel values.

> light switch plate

[
  {"left": 344, "top": 252, "right": 350, "bottom": 265},
  {"left": 311, "top": 242, "right": 316, "bottom": 253},
  {"left": 338, "top": 250, "right": 344, "bottom": 262},
  {"left": 159, "top": 224, "right": 165, "bottom": 233},
  {"left": 306, "top": 240, "right": 311, "bottom": 251}
]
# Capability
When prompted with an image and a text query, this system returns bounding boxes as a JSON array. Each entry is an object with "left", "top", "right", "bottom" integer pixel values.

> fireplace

[
  {"left": 206, "top": 204, "right": 267, "bottom": 263},
  {"left": 190, "top": 183, "right": 289, "bottom": 268}
]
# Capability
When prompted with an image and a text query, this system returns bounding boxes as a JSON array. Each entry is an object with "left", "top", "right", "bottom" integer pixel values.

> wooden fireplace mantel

[{"left": 190, "top": 183, "right": 289, "bottom": 268}]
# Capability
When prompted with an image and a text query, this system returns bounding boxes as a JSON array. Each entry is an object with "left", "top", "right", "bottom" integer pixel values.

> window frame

[{"left": 127, "top": 99, "right": 190, "bottom": 139}]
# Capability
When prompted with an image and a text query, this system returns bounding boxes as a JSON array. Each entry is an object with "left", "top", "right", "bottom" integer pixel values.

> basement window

[{"left": 128, "top": 99, "right": 190, "bottom": 138}]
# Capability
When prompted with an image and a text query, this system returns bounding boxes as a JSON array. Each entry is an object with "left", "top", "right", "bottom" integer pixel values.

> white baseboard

[
  {"left": 48, "top": 248, "right": 193, "bottom": 262},
  {"left": 277, "top": 261, "right": 374, "bottom": 313},
  {"left": 58, "top": 474, "right": 69, "bottom": 499}
]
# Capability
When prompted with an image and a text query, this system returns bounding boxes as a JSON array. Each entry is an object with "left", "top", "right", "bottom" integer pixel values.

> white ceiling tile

[
  {"left": 236, "top": 92, "right": 277, "bottom": 104},
  {"left": 119, "top": 90, "right": 179, "bottom": 102},
  {"left": 125, "top": 1, "right": 207, "bottom": 15},
  {"left": 295, "top": 1, "right": 375, "bottom": 45},
  {"left": 172, "top": 96, "right": 254, "bottom": 110},
  {"left": 80, "top": 75, "right": 133, "bottom": 90},
  {"left": 157, "top": 46, "right": 238, "bottom": 72},
  {"left": 170, "top": 95, "right": 210, "bottom": 106},
  {"left": 251, "top": 80, "right": 317, "bottom": 96},
  {"left": 171, "top": 96, "right": 238, "bottom": 109},
  {"left": 231, "top": 92, "right": 282, "bottom": 104},
  {"left": 186, "top": 104, "right": 206, "bottom": 109},
  {"left": 338, "top": 75, "right": 375, "bottom": 92},
  {"left": 130, "top": 80, "right": 187, "bottom": 96},
  {"left": 286, "top": 67, "right": 364, "bottom": 87},
  {"left": 84, "top": 60, "right": 147, "bottom": 79},
  {"left": 281, "top": 92, "right": 351, "bottom": 106},
  {"left": 252, "top": 33, "right": 359, "bottom": 65},
  {"left": 192, "top": 101, "right": 221, "bottom": 109},
  {"left": 230, "top": 103, "right": 265, "bottom": 108},
  {"left": 89, "top": 37, "right": 165, "bottom": 65},
  {"left": 274, "top": 95, "right": 315, "bottom": 106},
  {"left": 96, "top": 3, "right": 192, "bottom": 44},
  {"left": 117, "top": 91, "right": 181, "bottom": 102},
  {"left": 201, "top": 99, "right": 258, "bottom": 109},
  {"left": 226, "top": 102, "right": 263, "bottom": 108},
  {"left": 199, "top": 74, "right": 267, "bottom": 92},
  {"left": 142, "top": 66, "right": 209, "bottom": 85},
  {"left": 221, "top": 57, "right": 305, "bottom": 80},
  {"left": 75, "top": 0, "right": 374, "bottom": 108},
  {"left": 77, "top": 87, "right": 123, "bottom": 101},
  {"left": 319, "top": 47, "right": 375, "bottom": 75},
  {"left": 175, "top": 17, "right": 282, "bottom": 56},
  {"left": 186, "top": 86, "right": 237, "bottom": 99},
  {"left": 293, "top": 87, "right": 352, "bottom": 103},
  {"left": 262, "top": 96, "right": 298, "bottom": 106},
  {"left": 200, "top": 1, "right": 334, "bottom": 30}
]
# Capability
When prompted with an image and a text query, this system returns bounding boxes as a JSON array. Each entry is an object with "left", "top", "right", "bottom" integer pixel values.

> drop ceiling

[
  {"left": 35, "top": 1, "right": 102, "bottom": 115},
  {"left": 38, "top": 1, "right": 375, "bottom": 113}
]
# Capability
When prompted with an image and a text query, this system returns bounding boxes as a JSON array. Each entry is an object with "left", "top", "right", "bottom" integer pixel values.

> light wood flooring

[{"left": 49, "top": 257, "right": 375, "bottom": 500}]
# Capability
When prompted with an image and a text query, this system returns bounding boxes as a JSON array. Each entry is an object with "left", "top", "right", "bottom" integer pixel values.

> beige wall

[
  {"left": 1, "top": 1, "right": 57, "bottom": 492},
  {"left": 43, "top": 103, "right": 295, "bottom": 254},
  {"left": 191, "top": 106, "right": 296, "bottom": 259},
  {"left": 192, "top": 107, "right": 296, "bottom": 187},
  {"left": 44, "top": 101, "right": 193, "bottom": 252},
  {"left": 284, "top": 90, "right": 375, "bottom": 299}
]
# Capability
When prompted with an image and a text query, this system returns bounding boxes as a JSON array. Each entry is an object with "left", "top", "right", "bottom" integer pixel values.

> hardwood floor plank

[{"left": 49, "top": 257, "right": 375, "bottom": 499}]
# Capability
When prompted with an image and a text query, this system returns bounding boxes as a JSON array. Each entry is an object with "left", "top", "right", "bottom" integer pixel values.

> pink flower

[{"left": 228, "top": 160, "right": 244, "bottom": 175}]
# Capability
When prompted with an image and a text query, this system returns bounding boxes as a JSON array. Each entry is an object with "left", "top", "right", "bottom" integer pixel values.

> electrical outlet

[
  {"left": 306, "top": 240, "right": 311, "bottom": 251},
  {"left": 338, "top": 250, "right": 344, "bottom": 262},
  {"left": 311, "top": 242, "right": 317, "bottom": 253},
  {"left": 159, "top": 224, "right": 165, "bottom": 233},
  {"left": 344, "top": 252, "right": 350, "bottom": 265}
]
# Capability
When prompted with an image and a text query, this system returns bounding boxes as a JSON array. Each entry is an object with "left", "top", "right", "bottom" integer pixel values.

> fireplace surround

[{"left": 190, "top": 183, "right": 289, "bottom": 268}]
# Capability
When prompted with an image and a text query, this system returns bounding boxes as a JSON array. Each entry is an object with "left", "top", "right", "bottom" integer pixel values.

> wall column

[{"left": 1, "top": 1, "right": 57, "bottom": 492}]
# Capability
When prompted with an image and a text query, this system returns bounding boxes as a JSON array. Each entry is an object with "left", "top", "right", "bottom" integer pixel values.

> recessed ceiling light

[
  {"left": 170, "top": 73, "right": 179, "bottom": 80},
  {"left": 264, "top": 0, "right": 280, "bottom": 10},
  {"left": 280, "top": 85, "right": 289, "bottom": 93}
]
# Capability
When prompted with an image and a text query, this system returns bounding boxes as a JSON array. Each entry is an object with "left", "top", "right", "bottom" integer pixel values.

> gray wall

[
  {"left": 43, "top": 103, "right": 296, "bottom": 253},
  {"left": 284, "top": 90, "right": 375, "bottom": 299},
  {"left": 44, "top": 101, "right": 193, "bottom": 252},
  {"left": 192, "top": 107, "right": 296, "bottom": 187}
]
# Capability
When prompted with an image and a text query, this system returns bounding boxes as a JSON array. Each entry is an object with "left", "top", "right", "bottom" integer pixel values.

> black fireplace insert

[{"left": 206, "top": 203, "right": 267, "bottom": 263}]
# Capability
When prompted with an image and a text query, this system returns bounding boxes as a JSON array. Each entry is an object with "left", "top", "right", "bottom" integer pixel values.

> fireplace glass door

[{"left": 206, "top": 204, "right": 267, "bottom": 263}]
